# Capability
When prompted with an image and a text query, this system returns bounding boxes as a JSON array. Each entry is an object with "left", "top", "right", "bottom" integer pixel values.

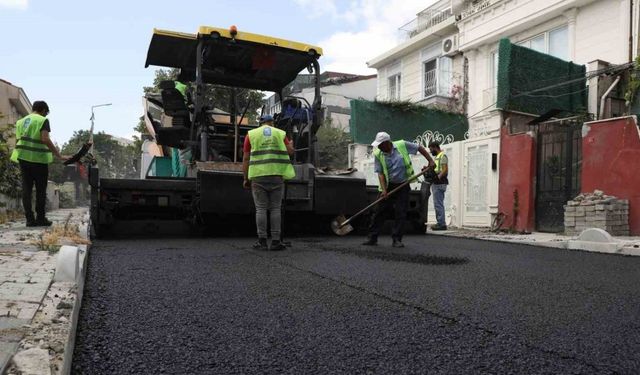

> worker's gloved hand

[
  {"left": 243, "top": 179, "right": 251, "bottom": 190},
  {"left": 379, "top": 191, "right": 388, "bottom": 200}
]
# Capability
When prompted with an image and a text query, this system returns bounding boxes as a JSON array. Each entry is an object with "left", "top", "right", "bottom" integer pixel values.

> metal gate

[{"left": 535, "top": 121, "right": 582, "bottom": 232}]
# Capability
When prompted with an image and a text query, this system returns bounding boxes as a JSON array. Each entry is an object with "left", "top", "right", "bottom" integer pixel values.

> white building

[
  {"left": 264, "top": 72, "right": 377, "bottom": 132},
  {"left": 365, "top": 0, "right": 638, "bottom": 228}
]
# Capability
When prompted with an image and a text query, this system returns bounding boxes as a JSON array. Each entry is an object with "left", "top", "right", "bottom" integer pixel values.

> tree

[
  {"left": 315, "top": 120, "right": 352, "bottom": 169},
  {"left": 0, "top": 122, "right": 21, "bottom": 198},
  {"left": 49, "top": 130, "right": 139, "bottom": 183},
  {"left": 133, "top": 68, "right": 265, "bottom": 146}
]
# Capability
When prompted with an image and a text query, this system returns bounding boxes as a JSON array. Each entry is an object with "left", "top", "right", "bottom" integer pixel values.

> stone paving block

[
  {"left": 0, "top": 341, "right": 20, "bottom": 374},
  {"left": 16, "top": 305, "right": 38, "bottom": 320},
  {"left": 0, "top": 317, "right": 29, "bottom": 331},
  {"left": 0, "top": 284, "right": 24, "bottom": 300},
  {"left": 16, "top": 286, "right": 48, "bottom": 303}
]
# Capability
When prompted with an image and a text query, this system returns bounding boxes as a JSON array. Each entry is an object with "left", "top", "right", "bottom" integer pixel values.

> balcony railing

[
  {"left": 424, "top": 69, "right": 437, "bottom": 97},
  {"left": 460, "top": 0, "right": 502, "bottom": 20},
  {"left": 398, "top": 0, "right": 453, "bottom": 40}
]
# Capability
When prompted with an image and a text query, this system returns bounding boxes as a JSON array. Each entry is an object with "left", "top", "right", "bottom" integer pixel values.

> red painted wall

[
  {"left": 498, "top": 126, "right": 537, "bottom": 232},
  {"left": 581, "top": 116, "right": 640, "bottom": 235}
]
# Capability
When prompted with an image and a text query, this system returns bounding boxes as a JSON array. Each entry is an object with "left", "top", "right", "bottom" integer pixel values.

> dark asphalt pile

[{"left": 72, "top": 236, "right": 640, "bottom": 374}]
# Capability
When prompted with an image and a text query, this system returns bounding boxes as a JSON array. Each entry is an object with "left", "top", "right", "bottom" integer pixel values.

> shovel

[{"left": 331, "top": 168, "right": 431, "bottom": 236}]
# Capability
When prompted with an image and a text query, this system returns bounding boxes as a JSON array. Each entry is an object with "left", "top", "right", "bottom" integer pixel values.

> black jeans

[
  {"left": 19, "top": 160, "right": 48, "bottom": 221},
  {"left": 367, "top": 183, "right": 410, "bottom": 241}
]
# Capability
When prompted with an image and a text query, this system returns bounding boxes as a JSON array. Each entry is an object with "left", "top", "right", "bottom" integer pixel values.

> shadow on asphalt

[{"left": 297, "top": 239, "right": 469, "bottom": 266}]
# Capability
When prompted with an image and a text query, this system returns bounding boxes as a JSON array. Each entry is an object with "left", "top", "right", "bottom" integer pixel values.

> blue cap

[{"left": 259, "top": 114, "right": 274, "bottom": 124}]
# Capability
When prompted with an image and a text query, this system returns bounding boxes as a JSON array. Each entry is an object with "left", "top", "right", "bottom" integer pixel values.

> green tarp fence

[
  {"left": 349, "top": 100, "right": 468, "bottom": 144},
  {"left": 497, "top": 38, "right": 587, "bottom": 116}
]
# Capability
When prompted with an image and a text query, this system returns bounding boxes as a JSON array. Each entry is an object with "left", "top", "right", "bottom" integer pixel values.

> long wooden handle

[{"left": 340, "top": 168, "right": 430, "bottom": 227}]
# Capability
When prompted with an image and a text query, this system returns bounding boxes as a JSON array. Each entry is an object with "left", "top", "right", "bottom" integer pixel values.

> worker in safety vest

[
  {"left": 362, "top": 132, "right": 434, "bottom": 248},
  {"left": 10, "top": 101, "right": 69, "bottom": 227},
  {"left": 171, "top": 80, "right": 191, "bottom": 177},
  {"left": 174, "top": 80, "right": 188, "bottom": 99},
  {"left": 242, "top": 114, "right": 295, "bottom": 251},
  {"left": 428, "top": 141, "right": 449, "bottom": 231}
]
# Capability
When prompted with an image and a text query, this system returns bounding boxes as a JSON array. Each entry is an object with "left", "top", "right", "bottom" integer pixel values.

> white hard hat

[{"left": 371, "top": 132, "right": 391, "bottom": 147}]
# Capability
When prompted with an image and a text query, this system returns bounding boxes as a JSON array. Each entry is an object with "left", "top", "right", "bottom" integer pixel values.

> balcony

[
  {"left": 459, "top": 0, "right": 503, "bottom": 20},
  {"left": 398, "top": 0, "right": 453, "bottom": 40}
]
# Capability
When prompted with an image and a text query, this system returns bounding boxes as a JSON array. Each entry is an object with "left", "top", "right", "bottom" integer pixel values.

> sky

[{"left": 0, "top": 0, "right": 433, "bottom": 145}]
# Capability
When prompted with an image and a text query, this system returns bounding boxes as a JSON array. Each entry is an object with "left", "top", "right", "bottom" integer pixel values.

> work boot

[
  {"left": 252, "top": 238, "right": 268, "bottom": 251},
  {"left": 430, "top": 224, "right": 447, "bottom": 231},
  {"left": 25, "top": 212, "right": 36, "bottom": 227},
  {"left": 361, "top": 238, "right": 377, "bottom": 246},
  {"left": 35, "top": 218, "right": 52, "bottom": 227},
  {"left": 270, "top": 240, "right": 286, "bottom": 251},
  {"left": 392, "top": 239, "right": 404, "bottom": 248}
]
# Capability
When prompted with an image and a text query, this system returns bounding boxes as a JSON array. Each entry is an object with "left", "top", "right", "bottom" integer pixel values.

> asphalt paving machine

[{"left": 89, "top": 26, "right": 427, "bottom": 237}]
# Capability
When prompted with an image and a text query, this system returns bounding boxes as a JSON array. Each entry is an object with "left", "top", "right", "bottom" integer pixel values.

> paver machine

[{"left": 89, "top": 26, "right": 376, "bottom": 237}]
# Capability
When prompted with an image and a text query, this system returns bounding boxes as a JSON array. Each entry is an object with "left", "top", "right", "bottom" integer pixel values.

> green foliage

[
  {"left": 350, "top": 99, "right": 468, "bottom": 144},
  {"left": 374, "top": 100, "right": 463, "bottom": 116},
  {"left": 136, "top": 68, "right": 265, "bottom": 143},
  {"left": 316, "top": 121, "right": 352, "bottom": 169},
  {"left": 0, "top": 123, "right": 21, "bottom": 197},
  {"left": 624, "top": 56, "right": 640, "bottom": 108},
  {"left": 50, "top": 130, "right": 138, "bottom": 182}
]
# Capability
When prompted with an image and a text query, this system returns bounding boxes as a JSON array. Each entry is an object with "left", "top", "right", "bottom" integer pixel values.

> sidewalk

[
  {"left": 428, "top": 227, "right": 640, "bottom": 256},
  {"left": 0, "top": 208, "right": 89, "bottom": 375}
]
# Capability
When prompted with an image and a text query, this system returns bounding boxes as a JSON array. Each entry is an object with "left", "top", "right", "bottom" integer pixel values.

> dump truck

[{"left": 88, "top": 26, "right": 427, "bottom": 237}]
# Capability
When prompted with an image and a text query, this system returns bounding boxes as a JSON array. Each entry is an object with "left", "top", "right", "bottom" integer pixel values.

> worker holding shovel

[{"left": 362, "top": 132, "right": 434, "bottom": 248}]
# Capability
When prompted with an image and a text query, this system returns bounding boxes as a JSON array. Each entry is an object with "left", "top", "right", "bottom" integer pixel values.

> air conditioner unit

[{"left": 441, "top": 35, "right": 459, "bottom": 56}]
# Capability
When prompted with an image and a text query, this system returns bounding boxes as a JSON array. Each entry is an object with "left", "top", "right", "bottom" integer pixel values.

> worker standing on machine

[
  {"left": 243, "top": 115, "right": 295, "bottom": 251},
  {"left": 362, "top": 132, "right": 434, "bottom": 248},
  {"left": 171, "top": 80, "right": 191, "bottom": 177}
]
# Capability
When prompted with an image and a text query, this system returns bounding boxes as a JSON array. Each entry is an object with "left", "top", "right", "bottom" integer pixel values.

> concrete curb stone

[
  {"left": 428, "top": 227, "right": 640, "bottom": 256},
  {"left": 60, "top": 211, "right": 90, "bottom": 375}
]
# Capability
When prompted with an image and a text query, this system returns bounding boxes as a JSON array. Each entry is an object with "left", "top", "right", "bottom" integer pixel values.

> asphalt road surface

[{"left": 72, "top": 235, "right": 640, "bottom": 374}]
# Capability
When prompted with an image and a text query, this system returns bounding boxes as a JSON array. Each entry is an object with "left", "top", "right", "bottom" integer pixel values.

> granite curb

[{"left": 427, "top": 227, "right": 640, "bottom": 256}]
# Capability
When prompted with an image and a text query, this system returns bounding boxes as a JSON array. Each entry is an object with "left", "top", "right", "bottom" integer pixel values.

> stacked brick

[{"left": 564, "top": 190, "right": 630, "bottom": 236}]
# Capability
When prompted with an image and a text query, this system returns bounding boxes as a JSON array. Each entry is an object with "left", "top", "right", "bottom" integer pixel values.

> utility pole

[{"left": 89, "top": 103, "right": 112, "bottom": 153}]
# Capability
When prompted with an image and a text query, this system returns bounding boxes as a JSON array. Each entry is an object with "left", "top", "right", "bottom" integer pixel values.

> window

[
  {"left": 388, "top": 74, "right": 401, "bottom": 101},
  {"left": 424, "top": 60, "right": 437, "bottom": 97},
  {"left": 492, "top": 51, "right": 499, "bottom": 87},
  {"left": 517, "top": 25, "right": 569, "bottom": 60},
  {"left": 422, "top": 56, "right": 453, "bottom": 98},
  {"left": 549, "top": 27, "right": 568, "bottom": 61},
  {"left": 438, "top": 56, "right": 453, "bottom": 96}
]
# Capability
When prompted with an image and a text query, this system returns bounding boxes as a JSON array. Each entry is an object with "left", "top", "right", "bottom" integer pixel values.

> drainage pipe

[{"left": 599, "top": 76, "right": 622, "bottom": 119}]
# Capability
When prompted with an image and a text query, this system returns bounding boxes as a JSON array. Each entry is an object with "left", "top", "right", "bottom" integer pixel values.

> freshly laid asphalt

[{"left": 72, "top": 235, "right": 640, "bottom": 374}]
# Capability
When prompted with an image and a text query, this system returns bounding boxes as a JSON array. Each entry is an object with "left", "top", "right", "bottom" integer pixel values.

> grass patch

[
  {"left": 32, "top": 213, "right": 90, "bottom": 254},
  {"left": 0, "top": 210, "right": 23, "bottom": 225}
]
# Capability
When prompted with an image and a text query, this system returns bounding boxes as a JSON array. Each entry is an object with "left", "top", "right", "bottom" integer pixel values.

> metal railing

[
  {"left": 423, "top": 69, "right": 458, "bottom": 98},
  {"left": 424, "top": 69, "right": 437, "bottom": 97},
  {"left": 460, "top": 0, "right": 502, "bottom": 20},
  {"left": 398, "top": 0, "right": 453, "bottom": 40}
]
